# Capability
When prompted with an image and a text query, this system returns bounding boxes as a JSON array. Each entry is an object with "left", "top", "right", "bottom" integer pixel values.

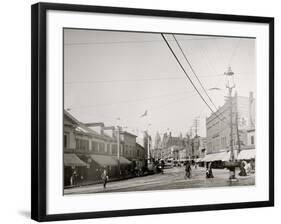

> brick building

[
  {"left": 63, "top": 110, "right": 146, "bottom": 187},
  {"left": 205, "top": 92, "right": 255, "bottom": 162}
]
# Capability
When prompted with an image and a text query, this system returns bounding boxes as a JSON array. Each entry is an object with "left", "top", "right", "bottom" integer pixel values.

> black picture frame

[{"left": 31, "top": 2, "right": 274, "bottom": 222}]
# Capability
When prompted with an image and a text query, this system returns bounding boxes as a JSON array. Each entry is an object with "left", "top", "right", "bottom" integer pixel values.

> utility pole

[
  {"left": 235, "top": 92, "right": 241, "bottom": 153},
  {"left": 116, "top": 126, "right": 121, "bottom": 176},
  {"left": 229, "top": 91, "right": 234, "bottom": 160},
  {"left": 147, "top": 132, "right": 150, "bottom": 164},
  {"left": 185, "top": 134, "right": 189, "bottom": 161},
  {"left": 189, "top": 127, "right": 193, "bottom": 138},
  {"left": 189, "top": 128, "right": 193, "bottom": 160},
  {"left": 193, "top": 118, "right": 199, "bottom": 137},
  {"left": 225, "top": 66, "right": 237, "bottom": 181}
]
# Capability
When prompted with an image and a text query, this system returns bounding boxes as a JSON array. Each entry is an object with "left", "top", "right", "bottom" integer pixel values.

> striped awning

[{"left": 64, "top": 153, "right": 87, "bottom": 167}]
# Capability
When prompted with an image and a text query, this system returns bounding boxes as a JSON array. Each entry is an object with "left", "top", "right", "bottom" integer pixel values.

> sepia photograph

[{"left": 63, "top": 28, "right": 256, "bottom": 195}]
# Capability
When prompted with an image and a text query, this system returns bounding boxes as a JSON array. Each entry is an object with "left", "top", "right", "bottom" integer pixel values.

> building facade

[
  {"left": 206, "top": 92, "right": 255, "bottom": 156},
  {"left": 153, "top": 132, "right": 205, "bottom": 162},
  {"left": 63, "top": 110, "right": 146, "bottom": 187}
]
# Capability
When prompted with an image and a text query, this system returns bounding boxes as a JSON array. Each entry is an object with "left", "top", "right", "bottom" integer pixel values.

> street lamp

[
  {"left": 224, "top": 66, "right": 237, "bottom": 181},
  {"left": 225, "top": 67, "right": 235, "bottom": 90}
]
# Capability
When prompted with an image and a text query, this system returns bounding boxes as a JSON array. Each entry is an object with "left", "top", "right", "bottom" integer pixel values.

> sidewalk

[{"left": 64, "top": 172, "right": 154, "bottom": 189}]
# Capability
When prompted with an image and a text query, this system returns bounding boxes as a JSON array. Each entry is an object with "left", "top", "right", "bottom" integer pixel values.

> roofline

[
  {"left": 64, "top": 109, "right": 80, "bottom": 124},
  {"left": 120, "top": 131, "right": 137, "bottom": 138}
]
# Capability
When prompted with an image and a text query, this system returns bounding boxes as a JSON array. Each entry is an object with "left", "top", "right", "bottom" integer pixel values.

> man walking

[
  {"left": 101, "top": 167, "right": 109, "bottom": 189},
  {"left": 185, "top": 161, "right": 191, "bottom": 179}
]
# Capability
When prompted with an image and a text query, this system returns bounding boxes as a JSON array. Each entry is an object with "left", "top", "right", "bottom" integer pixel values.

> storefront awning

[
  {"left": 90, "top": 154, "right": 118, "bottom": 167},
  {"left": 237, "top": 149, "right": 255, "bottom": 160},
  {"left": 202, "top": 152, "right": 224, "bottom": 162},
  {"left": 64, "top": 153, "right": 87, "bottom": 167},
  {"left": 202, "top": 150, "right": 238, "bottom": 162},
  {"left": 119, "top": 156, "right": 132, "bottom": 165},
  {"left": 113, "top": 156, "right": 132, "bottom": 165}
]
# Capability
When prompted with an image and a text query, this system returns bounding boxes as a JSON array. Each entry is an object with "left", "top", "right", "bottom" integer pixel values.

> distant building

[
  {"left": 205, "top": 92, "right": 255, "bottom": 158},
  {"left": 136, "top": 131, "right": 151, "bottom": 160},
  {"left": 155, "top": 132, "right": 204, "bottom": 161},
  {"left": 161, "top": 132, "right": 185, "bottom": 149},
  {"left": 135, "top": 143, "right": 146, "bottom": 169},
  {"left": 198, "top": 137, "right": 207, "bottom": 159},
  {"left": 154, "top": 131, "right": 162, "bottom": 149},
  {"left": 120, "top": 131, "right": 146, "bottom": 169},
  {"left": 190, "top": 136, "right": 207, "bottom": 159}
]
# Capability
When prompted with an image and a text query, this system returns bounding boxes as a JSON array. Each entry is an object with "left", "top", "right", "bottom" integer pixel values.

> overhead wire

[
  {"left": 64, "top": 74, "right": 224, "bottom": 85},
  {"left": 172, "top": 35, "right": 219, "bottom": 110},
  {"left": 161, "top": 33, "right": 227, "bottom": 125},
  {"left": 172, "top": 34, "right": 227, "bottom": 122},
  {"left": 161, "top": 34, "right": 218, "bottom": 116},
  {"left": 64, "top": 37, "right": 224, "bottom": 46}
]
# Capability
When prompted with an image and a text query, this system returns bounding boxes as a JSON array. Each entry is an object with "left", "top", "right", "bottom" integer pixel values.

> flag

[{"left": 140, "top": 110, "right": 148, "bottom": 118}]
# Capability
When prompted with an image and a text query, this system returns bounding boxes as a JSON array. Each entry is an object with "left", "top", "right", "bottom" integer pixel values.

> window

[
  {"left": 76, "top": 138, "right": 89, "bottom": 151},
  {"left": 99, "top": 143, "right": 105, "bottom": 152},
  {"left": 112, "top": 144, "right": 117, "bottom": 155},
  {"left": 91, "top": 141, "right": 98, "bottom": 152},
  {"left": 251, "top": 136, "right": 255, "bottom": 145},
  {"left": 125, "top": 145, "right": 128, "bottom": 155},
  {"left": 64, "top": 134, "right": 67, "bottom": 148}
]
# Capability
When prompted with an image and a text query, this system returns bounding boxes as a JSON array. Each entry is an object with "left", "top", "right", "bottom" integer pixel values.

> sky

[{"left": 64, "top": 28, "right": 256, "bottom": 142}]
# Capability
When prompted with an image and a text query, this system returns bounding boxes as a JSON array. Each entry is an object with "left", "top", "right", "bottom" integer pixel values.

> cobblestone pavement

[{"left": 64, "top": 166, "right": 255, "bottom": 195}]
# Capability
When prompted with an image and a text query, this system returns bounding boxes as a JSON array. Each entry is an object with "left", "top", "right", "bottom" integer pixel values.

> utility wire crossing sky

[{"left": 64, "top": 29, "right": 256, "bottom": 139}]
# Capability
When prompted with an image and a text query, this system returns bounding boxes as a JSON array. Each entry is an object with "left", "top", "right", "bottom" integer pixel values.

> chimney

[{"left": 85, "top": 122, "right": 104, "bottom": 135}]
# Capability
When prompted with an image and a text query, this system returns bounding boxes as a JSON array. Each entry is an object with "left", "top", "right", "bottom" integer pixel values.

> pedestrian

[
  {"left": 206, "top": 162, "right": 214, "bottom": 178},
  {"left": 72, "top": 169, "right": 78, "bottom": 186},
  {"left": 101, "top": 167, "right": 109, "bottom": 189},
  {"left": 161, "top": 160, "right": 165, "bottom": 174},
  {"left": 185, "top": 161, "right": 191, "bottom": 179},
  {"left": 245, "top": 161, "right": 251, "bottom": 174},
  {"left": 239, "top": 161, "right": 247, "bottom": 176},
  {"left": 79, "top": 175, "right": 84, "bottom": 187}
]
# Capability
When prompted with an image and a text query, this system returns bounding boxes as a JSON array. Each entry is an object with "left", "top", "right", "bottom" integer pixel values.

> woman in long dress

[{"left": 206, "top": 162, "right": 214, "bottom": 178}]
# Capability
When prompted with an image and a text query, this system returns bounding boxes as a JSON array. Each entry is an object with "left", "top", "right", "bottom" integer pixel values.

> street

[{"left": 64, "top": 166, "right": 255, "bottom": 195}]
